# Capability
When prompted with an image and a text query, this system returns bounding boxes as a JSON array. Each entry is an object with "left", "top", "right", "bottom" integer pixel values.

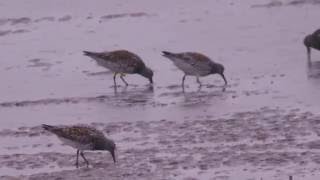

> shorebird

[
  {"left": 83, "top": 50, "right": 153, "bottom": 86},
  {"left": 304, "top": 29, "right": 320, "bottom": 61},
  {"left": 42, "top": 124, "right": 116, "bottom": 168},
  {"left": 162, "top": 51, "right": 227, "bottom": 86}
]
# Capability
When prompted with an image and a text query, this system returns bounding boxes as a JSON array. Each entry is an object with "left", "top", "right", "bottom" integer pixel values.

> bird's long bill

[
  {"left": 110, "top": 150, "right": 116, "bottom": 163},
  {"left": 307, "top": 46, "right": 311, "bottom": 62},
  {"left": 220, "top": 73, "right": 227, "bottom": 85}
]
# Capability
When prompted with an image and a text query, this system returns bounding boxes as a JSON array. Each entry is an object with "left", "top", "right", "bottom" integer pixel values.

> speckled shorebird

[
  {"left": 304, "top": 29, "right": 320, "bottom": 61},
  {"left": 42, "top": 124, "right": 116, "bottom": 168},
  {"left": 162, "top": 51, "right": 227, "bottom": 86},
  {"left": 83, "top": 50, "right": 153, "bottom": 86}
]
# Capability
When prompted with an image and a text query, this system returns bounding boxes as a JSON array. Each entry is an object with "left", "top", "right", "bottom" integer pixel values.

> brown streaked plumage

[
  {"left": 83, "top": 50, "right": 153, "bottom": 86},
  {"left": 42, "top": 124, "right": 116, "bottom": 168},
  {"left": 162, "top": 51, "right": 227, "bottom": 87}
]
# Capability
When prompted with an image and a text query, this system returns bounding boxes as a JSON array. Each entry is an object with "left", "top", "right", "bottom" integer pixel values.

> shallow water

[{"left": 1, "top": 0, "right": 320, "bottom": 179}]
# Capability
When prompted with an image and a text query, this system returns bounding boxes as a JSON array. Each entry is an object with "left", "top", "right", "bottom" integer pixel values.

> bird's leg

[
  {"left": 196, "top": 76, "right": 202, "bottom": 87},
  {"left": 113, "top": 73, "right": 118, "bottom": 87},
  {"left": 182, "top": 74, "right": 186, "bottom": 87},
  {"left": 120, "top": 73, "right": 129, "bottom": 86},
  {"left": 80, "top": 151, "right": 89, "bottom": 168},
  {"left": 76, "top": 150, "right": 79, "bottom": 168}
]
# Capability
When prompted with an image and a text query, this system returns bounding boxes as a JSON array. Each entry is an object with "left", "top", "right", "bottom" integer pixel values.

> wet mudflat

[{"left": 1, "top": 0, "right": 320, "bottom": 179}]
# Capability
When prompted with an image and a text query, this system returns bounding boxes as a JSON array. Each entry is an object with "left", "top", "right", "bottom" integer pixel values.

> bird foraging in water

[
  {"left": 42, "top": 124, "right": 116, "bottom": 168},
  {"left": 304, "top": 29, "right": 320, "bottom": 61},
  {"left": 162, "top": 51, "right": 227, "bottom": 87},
  {"left": 83, "top": 50, "right": 153, "bottom": 86}
]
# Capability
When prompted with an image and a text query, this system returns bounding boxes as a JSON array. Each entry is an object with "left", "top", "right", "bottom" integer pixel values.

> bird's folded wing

[
  {"left": 57, "top": 127, "right": 97, "bottom": 144},
  {"left": 192, "top": 60, "right": 212, "bottom": 72},
  {"left": 180, "top": 53, "right": 212, "bottom": 71}
]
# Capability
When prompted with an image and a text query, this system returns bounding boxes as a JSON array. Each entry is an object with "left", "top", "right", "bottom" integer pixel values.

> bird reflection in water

[
  {"left": 113, "top": 85, "right": 154, "bottom": 106},
  {"left": 179, "top": 84, "right": 227, "bottom": 106},
  {"left": 307, "top": 60, "right": 320, "bottom": 79},
  {"left": 182, "top": 83, "right": 226, "bottom": 93}
]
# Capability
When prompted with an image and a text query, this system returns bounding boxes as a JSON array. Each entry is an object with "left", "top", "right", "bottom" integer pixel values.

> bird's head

[
  {"left": 101, "top": 139, "right": 116, "bottom": 163},
  {"left": 304, "top": 34, "right": 312, "bottom": 48},
  {"left": 212, "top": 63, "right": 227, "bottom": 85},
  {"left": 140, "top": 67, "right": 154, "bottom": 84}
]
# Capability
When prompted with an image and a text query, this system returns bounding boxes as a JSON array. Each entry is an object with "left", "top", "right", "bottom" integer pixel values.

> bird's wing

[
  {"left": 179, "top": 52, "right": 213, "bottom": 71},
  {"left": 52, "top": 126, "right": 100, "bottom": 145},
  {"left": 94, "top": 52, "right": 114, "bottom": 61},
  {"left": 109, "top": 50, "right": 145, "bottom": 72}
]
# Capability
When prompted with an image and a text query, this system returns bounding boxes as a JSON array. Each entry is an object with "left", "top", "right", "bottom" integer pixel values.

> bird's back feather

[
  {"left": 83, "top": 50, "right": 146, "bottom": 73},
  {"left": 42, "top": 124, "right": 107, "bottom": 149},
  {"left": 162, "top": 51, "right": 214, "bottom": 76}
]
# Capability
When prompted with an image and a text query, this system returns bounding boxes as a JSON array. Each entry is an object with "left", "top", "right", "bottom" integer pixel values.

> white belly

[
  {"left": 58, "top": 137, "right": 92, "bottom": 150},
  {"left": 94, "top": 57, "right": 121, "bottom": 72},
  {"left": 94, "top": 57, "right": 136, "bottom": 73}
]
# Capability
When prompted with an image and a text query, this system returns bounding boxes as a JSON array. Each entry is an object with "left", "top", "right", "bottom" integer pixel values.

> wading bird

[
  {"left": 83, "top": 50, "right": 153, "bottom": 86},
  {"left": 162, "top": 51, "right": 227, "bottom": 87},
  {"left": 42, "top": 124, "right": 116, "bottom": 168}
]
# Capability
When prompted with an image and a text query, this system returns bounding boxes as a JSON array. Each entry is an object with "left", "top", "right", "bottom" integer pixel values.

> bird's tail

[
  {"left": 83, "top": 51, "right": 100, "bottom": 57},
  {"left": 162, "top": 51, "right": 175, "bottom": 58},
  {"left": 42, "top": 124, "right": 56, "bottom": 132}
]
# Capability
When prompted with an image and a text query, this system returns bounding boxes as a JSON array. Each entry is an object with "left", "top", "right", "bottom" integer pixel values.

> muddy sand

[{"left": 1, "top": 0, "right": 320, "bottom": 179}]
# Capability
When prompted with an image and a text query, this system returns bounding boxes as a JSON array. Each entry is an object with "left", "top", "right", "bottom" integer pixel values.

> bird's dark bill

[
  {"left": 307, "top": 46, "right": 311, "bottom": 61},
  {"left": 220, "top": 73, "right": 227, "bottom": 85},
  {"left": 111, "top": 150, "right": 116, "bottom": 163}
]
